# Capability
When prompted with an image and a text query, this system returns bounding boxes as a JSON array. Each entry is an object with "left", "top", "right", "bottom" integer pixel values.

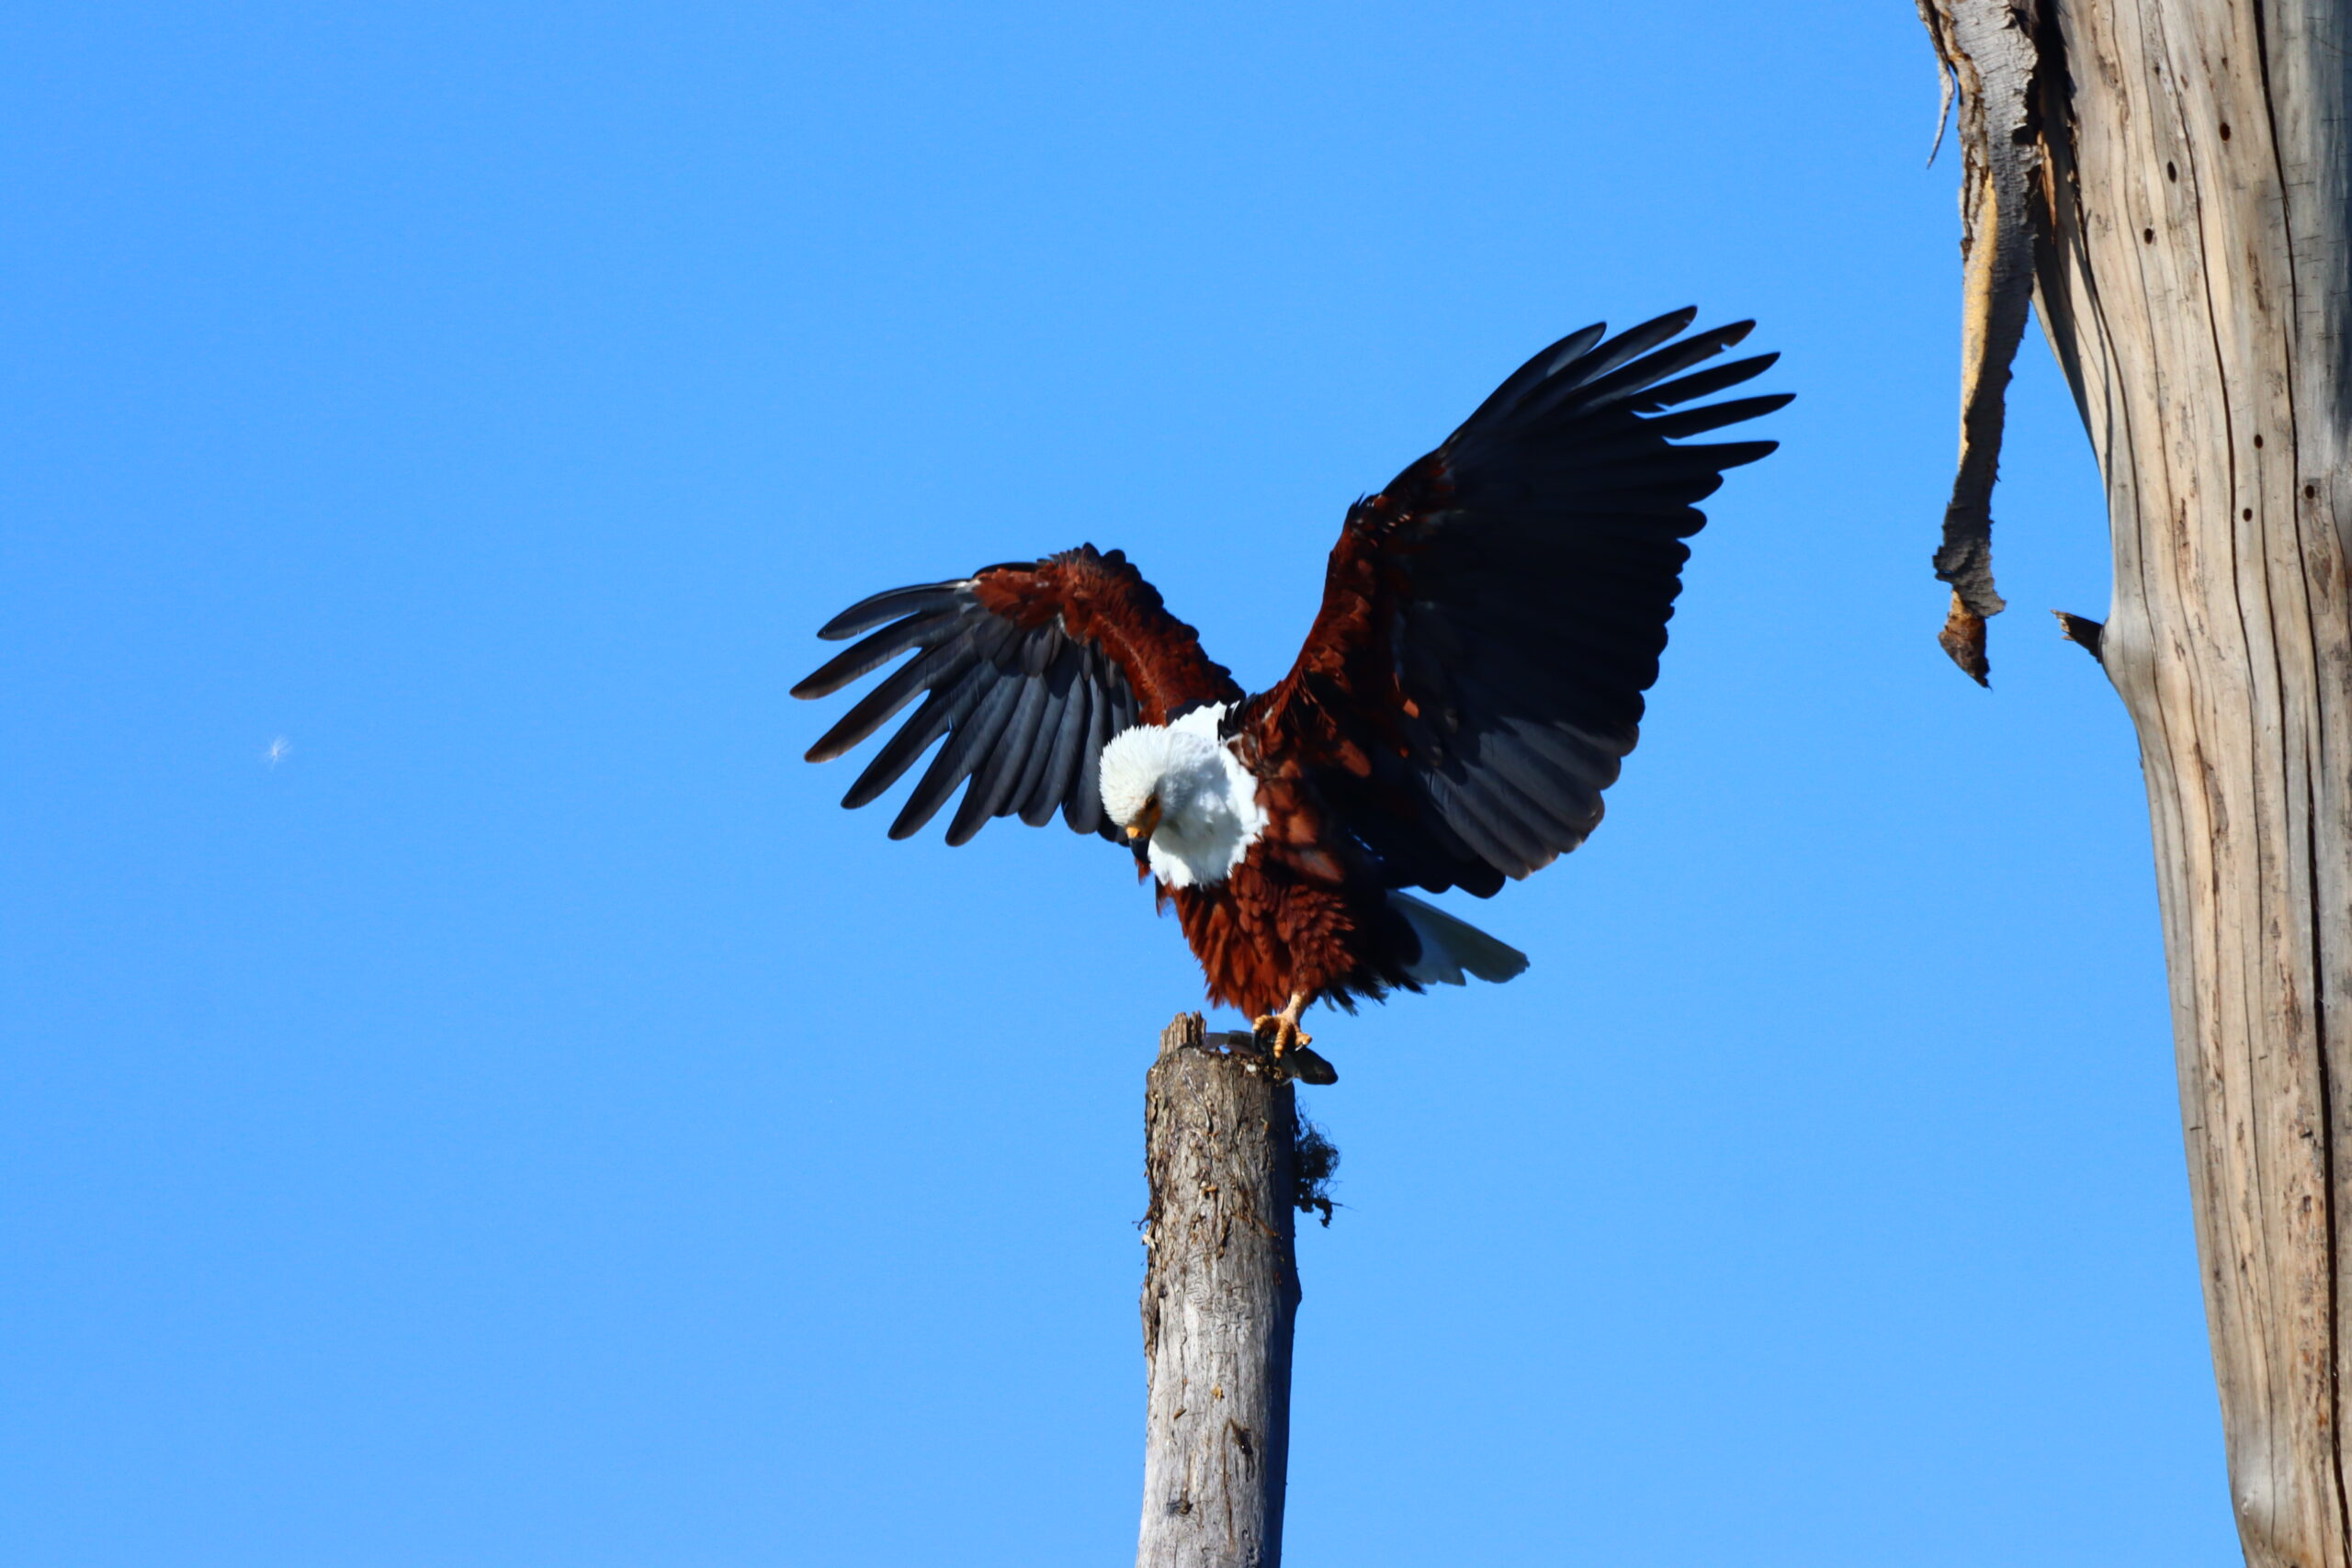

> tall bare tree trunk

[
  {"left": 1920, "top": 1, "right": 2352, "bottom": 1560},
  {"left": 1136, "top": 1014, "right": 1302, "bottom": 1568}
]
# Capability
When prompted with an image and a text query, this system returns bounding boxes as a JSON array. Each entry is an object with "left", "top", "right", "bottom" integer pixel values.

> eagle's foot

[
  {"left": 1250, "top": 991, "right": 1334, "bottom": 1084},
  {"left": 1252, "top": 993, "right": 1312, "bottom": 1056},
  {"left": 1250, "top": 1014, "right": 1314, "bottom": 1055}
]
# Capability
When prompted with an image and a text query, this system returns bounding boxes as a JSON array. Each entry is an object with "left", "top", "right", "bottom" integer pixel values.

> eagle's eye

[{"left": 1126, "top": 795, "right": 1163, "bottom": 840}]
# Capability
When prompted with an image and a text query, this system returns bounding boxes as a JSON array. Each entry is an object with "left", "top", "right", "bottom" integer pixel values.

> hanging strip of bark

[
  {"left": 1917, "top": 0, "right": 2044, "bottom": 683},
  {"left": 1136, "top": 1014, "right": 1302, "bottom": 1568}
]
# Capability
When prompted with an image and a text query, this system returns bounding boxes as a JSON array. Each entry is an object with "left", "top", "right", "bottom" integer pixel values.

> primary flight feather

[{"left": 794, "top": 310, "right": 1788, "bottom": 1060}]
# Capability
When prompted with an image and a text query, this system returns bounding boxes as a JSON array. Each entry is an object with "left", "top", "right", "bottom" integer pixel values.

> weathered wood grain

[
  {"left": 1923, "top": 0, "right": 2352, "bottom": 1560},
  {"left": 1136, "top": 1014, "right": 1301, "bottom": 1568}
]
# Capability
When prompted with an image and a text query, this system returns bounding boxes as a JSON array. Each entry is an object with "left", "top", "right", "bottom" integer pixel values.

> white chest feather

[{"left": 1097, "top": 705, "right": 1269, "bottom": 889}]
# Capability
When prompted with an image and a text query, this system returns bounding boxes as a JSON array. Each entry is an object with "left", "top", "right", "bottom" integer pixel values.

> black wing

[
  {"left": 1248, "top": 309, "right": 1789, "bottom": 897},
  {"left": 793, "top": 545, "right": 1239, "bottom": 845}
]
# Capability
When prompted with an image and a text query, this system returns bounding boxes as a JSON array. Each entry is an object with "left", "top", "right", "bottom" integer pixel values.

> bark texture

[
  {"left": 1137, "top": 1014, "right": 1300, "bottom": 1568},
  {"left": 1921, "top": 0, "right": 2352, "bottom": 1561}
]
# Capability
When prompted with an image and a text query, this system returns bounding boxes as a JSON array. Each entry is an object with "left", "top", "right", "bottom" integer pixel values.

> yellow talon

[{"left": 1252, "top": 992, "right": 1312, "bottom": 1056}]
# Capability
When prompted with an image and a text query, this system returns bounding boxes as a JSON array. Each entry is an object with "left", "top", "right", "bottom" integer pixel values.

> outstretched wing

[
  {"left": 794, "top": 545, "right": 1240, "bottom": 845},
  {"left": 1246, "top": 309, "right": 1788, "bottom": 898}
]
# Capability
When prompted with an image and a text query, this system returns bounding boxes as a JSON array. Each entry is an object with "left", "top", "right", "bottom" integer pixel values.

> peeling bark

[
  {"left": 1919, "top": 1, "right": 2352, "bottom": 1562},
  {"left": 1918, "top": 0, "right": 2041, "bottom": 682}
]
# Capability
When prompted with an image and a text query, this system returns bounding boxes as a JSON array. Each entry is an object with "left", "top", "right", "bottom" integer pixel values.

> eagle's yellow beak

[{"left": 1125, "top": 796, "right": 1163, "bottom": 841}]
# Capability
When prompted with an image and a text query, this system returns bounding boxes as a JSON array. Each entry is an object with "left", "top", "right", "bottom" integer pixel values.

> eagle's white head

[{"left": 1097, "top": 703, "right": 1267, "bottom": 889}]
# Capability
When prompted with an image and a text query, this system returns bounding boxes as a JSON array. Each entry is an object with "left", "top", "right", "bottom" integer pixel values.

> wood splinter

[{"left": 2052, "top": 609, "right": 2105, "bottom": 665}]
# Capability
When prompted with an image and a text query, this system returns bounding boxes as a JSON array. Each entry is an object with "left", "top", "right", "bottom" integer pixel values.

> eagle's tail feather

[{"left": 1389, "top": 891, "right": 1530, "bottom": 987}]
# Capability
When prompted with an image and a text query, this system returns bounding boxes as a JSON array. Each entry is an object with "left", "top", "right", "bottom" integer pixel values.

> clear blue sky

[{"left": 0, "top": 4, "right": 2230, "bottom": 1564}]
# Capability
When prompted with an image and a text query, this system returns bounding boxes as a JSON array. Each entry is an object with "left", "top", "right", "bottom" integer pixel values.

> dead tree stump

[
  {"left": 1136, "top": 1013, "right": 1302, "bottom": 1568},
  {"left": 1917, "top": 2, "right": 2352, "bottom": 1557}
]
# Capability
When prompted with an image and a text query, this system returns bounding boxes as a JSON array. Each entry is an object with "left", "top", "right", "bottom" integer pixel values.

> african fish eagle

[{"left": 794, "top": 310, "right": 1786, "bottom": 1066}]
